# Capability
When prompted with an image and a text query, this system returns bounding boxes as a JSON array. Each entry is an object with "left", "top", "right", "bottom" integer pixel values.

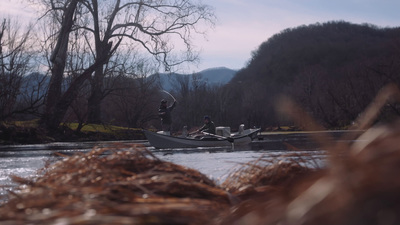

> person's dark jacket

[
  {"left": 199, "top": 121, "right": 216, "bottom": 134},
  {"left": 158, "top": 101, "right": 176, "bottom": 125}
]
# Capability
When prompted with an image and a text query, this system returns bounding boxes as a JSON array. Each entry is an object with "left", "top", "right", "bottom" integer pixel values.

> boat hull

[{"left": 144, "top": 129, "right": 260, "bottom": 149}]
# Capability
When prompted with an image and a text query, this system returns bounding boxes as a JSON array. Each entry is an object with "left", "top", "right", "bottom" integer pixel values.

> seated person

[{"left": 198, "top": 115, "right": 216, "bottom": 134}]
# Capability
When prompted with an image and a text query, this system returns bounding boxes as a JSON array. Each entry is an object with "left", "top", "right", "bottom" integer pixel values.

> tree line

[
  {"left": 0, "top": 0, "right": 216, "bottom": 134},
  {"left": 228, "top": 21, "right": 400, "bottom": 129},
  {"left": 2, "top": 9, "right": 400, "bottom": 135}
]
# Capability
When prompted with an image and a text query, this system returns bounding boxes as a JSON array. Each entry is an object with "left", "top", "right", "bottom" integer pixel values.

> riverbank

[{"left": 0, "top": 122, "right": 145, "bottom": 145}]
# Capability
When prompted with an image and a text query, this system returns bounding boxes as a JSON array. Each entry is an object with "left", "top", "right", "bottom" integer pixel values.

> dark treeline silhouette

[{"left": 225, "top": 21, "right": 400, "bottom": 129}]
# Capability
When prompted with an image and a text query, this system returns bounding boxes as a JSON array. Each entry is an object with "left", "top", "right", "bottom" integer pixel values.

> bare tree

[
  {"left": 0, "top": 18, "right": 39, "bottom": 120},
  {"left": 74, "top": 0, "right": 216, "bottom": 123},
  {"left": 35, "top": 0, "right": 215, "bottom": 129},
  {"left": 39, "top": 0, "right": 112, "bottom": 130},
  {"left": 105, "top": 76, "right": 159, "bottom": 128}
]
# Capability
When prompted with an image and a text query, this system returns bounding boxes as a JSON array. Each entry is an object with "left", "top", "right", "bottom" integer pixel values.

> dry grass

[
  {"left": 0, "top": 144, "right": 232, "bottom": 224},
  {"left": 221, "top": 152, "right": 322, "bottom": 195}
]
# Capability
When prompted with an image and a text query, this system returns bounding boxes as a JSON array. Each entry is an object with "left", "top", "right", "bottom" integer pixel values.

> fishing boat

[{"left": 144, "top": 125, "right": 260, "bottom": 149}]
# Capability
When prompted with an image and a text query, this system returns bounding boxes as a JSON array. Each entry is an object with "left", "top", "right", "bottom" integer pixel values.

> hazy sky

[
  {"left": 1, "top": 0, "right": 399, "bottom": 72},
  {"left": 198, "top": 0, "right": 400, "bottom": 72}
]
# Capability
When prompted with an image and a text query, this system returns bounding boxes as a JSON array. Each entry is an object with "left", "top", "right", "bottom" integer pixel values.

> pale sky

[
  {"left": 1, "top": 0, "right": 399, "bottom": 73},
  {"left": 197, "top": 0, "right": 400, "bottom": 72}
]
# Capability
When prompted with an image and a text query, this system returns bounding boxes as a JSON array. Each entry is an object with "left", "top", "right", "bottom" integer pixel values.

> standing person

[
  {"left": 158, "top": 99, "right": 176, "bottom": 135},
  {"left": 198, "top": 115, "right": 216, "bottom": 134}
]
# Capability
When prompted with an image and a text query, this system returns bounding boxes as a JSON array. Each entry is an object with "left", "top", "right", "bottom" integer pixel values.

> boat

[{"left": 144, "top": 126, "right": 260, "bottom": 149}]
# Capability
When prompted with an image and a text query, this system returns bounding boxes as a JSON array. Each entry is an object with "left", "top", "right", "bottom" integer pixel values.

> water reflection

[{"left": 1, "top": 131, "right": 353, "bottom": 204}]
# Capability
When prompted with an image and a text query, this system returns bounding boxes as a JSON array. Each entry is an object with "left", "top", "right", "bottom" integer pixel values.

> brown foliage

[
  {"left": 221, "top": 152, "right": 321, "bottom": 196},
  {"left": 0, "top": 144, "right": 231, "bottom": 224}
]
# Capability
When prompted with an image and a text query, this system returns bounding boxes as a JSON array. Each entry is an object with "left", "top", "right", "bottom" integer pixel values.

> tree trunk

[
  {"left": 45, "top": 47, "right": 111, "bottom": 130},
  {"left": 87, "top": 67, "right": 104, "bottom": 124},
  {"left": 42, "top": 0, "right": 112, "bottom": 130},
  {"left": 87, "top": 39, "right": 113, "bottom": 124},
  {"left": 42, "top": 0, "right": 78, "bottom": 130}
]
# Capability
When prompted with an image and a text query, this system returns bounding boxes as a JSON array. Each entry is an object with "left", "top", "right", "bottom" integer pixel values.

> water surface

[{"left": 1, "top": 131, "right": 357, "bottom": 204}]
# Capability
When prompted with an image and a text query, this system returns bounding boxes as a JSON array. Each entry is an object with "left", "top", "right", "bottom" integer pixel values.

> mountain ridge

[{"left": 154, "top": 67, "right": 238, "bottom": 91}]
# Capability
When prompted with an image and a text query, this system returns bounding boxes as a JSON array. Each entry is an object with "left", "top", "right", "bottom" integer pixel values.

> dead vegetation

[
  {"left": 1, "top": 84, "right": 400, "bottom": 224},
  {"left": 0, "top": 144, "right": 232, "bottom": 224},
  {"left": 221, "top": 152, "right": 322, "bottom": 197}
]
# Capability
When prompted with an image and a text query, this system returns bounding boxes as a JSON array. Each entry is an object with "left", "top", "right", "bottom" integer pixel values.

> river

[{"left": 0, "top": 131, "right": 359, "bottom": 204}]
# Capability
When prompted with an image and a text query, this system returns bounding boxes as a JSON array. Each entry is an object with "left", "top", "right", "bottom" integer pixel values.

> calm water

[{"left": 0, "top": 131, "right": 357, "bottom": 204}]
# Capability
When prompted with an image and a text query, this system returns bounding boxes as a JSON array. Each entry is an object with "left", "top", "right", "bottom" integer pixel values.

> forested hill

[
  {"left": 230, "top": 21, "right": 400, "bottom": 128},
  {"left": 233, "top": 21, "right": 400, "bottom": 84}
]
